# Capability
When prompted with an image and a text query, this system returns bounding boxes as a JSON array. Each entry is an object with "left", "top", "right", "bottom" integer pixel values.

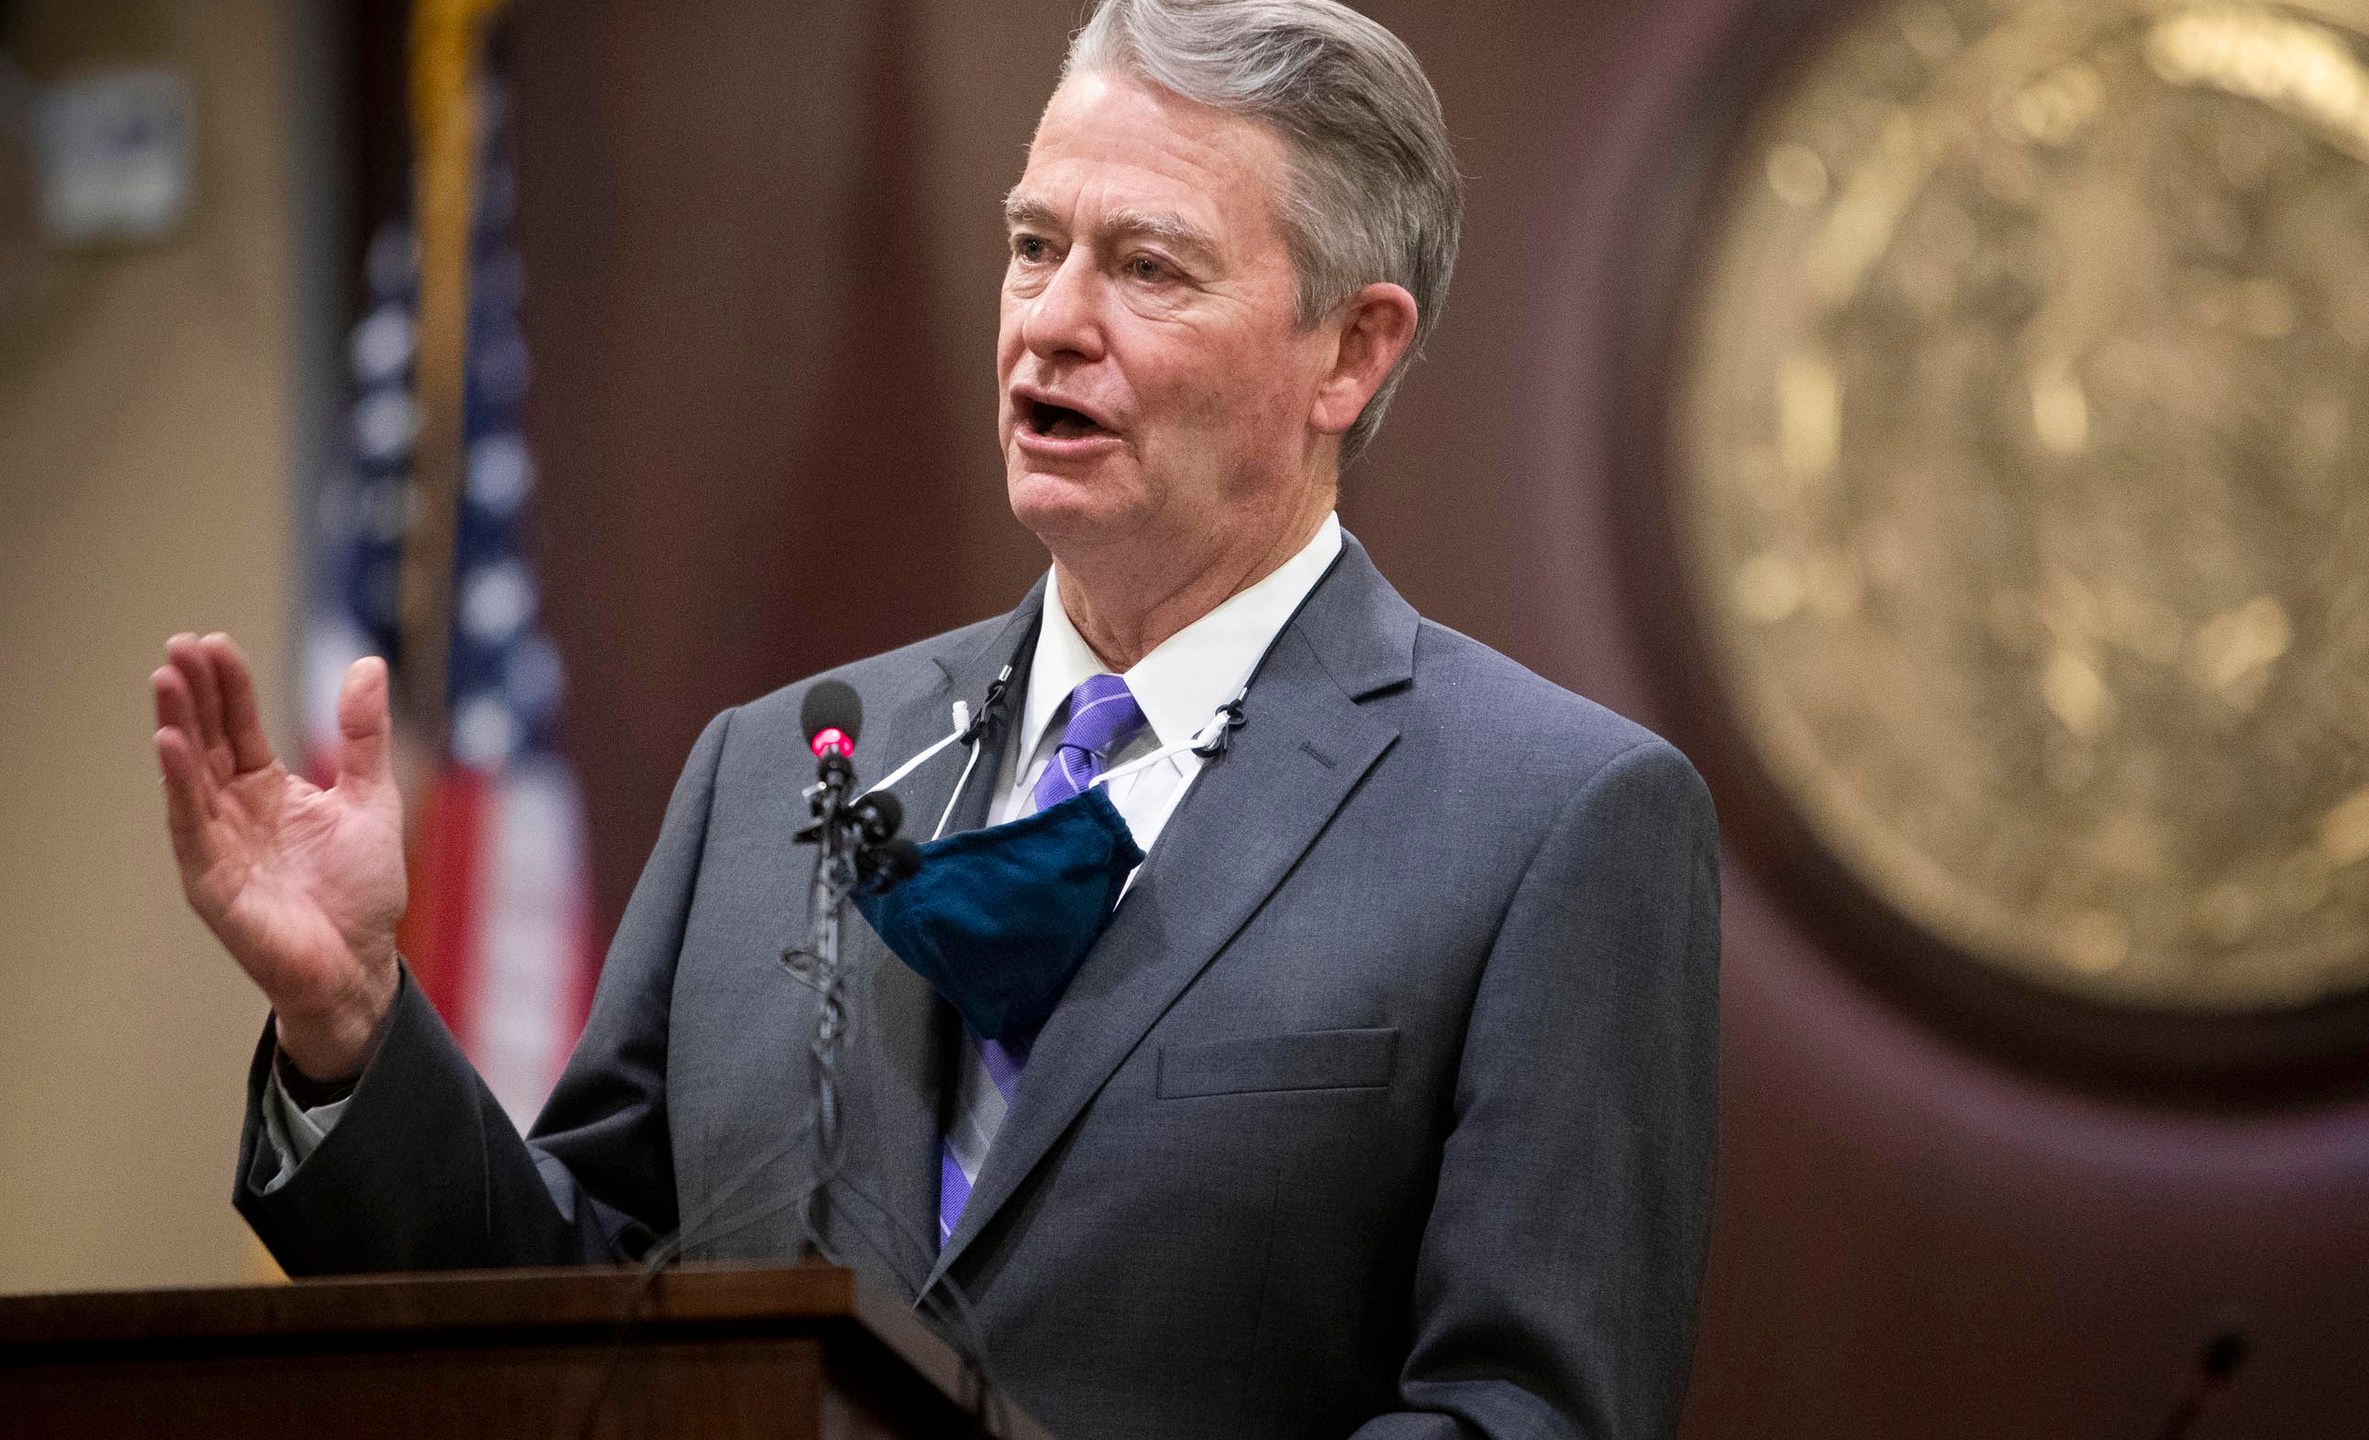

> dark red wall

[{"left": 503, "top": 2, "right": 2369, "bottom": 1434}]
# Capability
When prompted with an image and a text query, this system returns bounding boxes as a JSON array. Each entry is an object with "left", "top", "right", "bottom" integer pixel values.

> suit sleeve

[
  {"left": 1352, "top": 739, "right": 1722, "bottom": 1440},
  {"left": 234, "top": 708, "right": 736, "bottom": 1274}
]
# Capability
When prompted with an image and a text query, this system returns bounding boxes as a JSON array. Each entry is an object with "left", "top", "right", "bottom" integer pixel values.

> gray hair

[{"left": 1064, "top": 0, "right": 1463, "bottom": 462}]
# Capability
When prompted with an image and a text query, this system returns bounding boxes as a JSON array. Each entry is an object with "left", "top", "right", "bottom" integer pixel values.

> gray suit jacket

[{"left": 237, "top": 535, "right": 1720, "bottom": 1439}]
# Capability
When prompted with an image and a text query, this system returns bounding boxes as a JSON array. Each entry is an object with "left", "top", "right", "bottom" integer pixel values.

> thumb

[{"left": 336, "top": 656, "right": 396, "bottom": 792}]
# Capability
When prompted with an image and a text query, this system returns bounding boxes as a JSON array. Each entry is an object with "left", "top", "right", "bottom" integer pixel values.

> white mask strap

[
  {"left": 856, "top": 701, "right": 997, "bottom": 843},
  {"left": 1089, "top": 709, "right": 1234, "bottom": 792},
  {"left": 860, "top": 715, "right": 967, "bottom": 801},
  {"left": 934, "top": 734, "right": 989, "bottom": 842},
  {"left": 865, "top": 688, "right": 1236, "bottom": 832}
]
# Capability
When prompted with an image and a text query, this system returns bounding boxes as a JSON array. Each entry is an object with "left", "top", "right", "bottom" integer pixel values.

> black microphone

[
  {"left": 850, "top": 789, "right": 901, "bottom": 845},
  {"left": 801, "top": 680, "right": 862, "bottom": 770},
  {"left": 801, "top": 680, "right": 863, "bottom": 825},
  {"left": 848, "top": 788, "right": 922, "bottom": 893},
  {"left": 797, "top": 679, "right": 921, "bottom": 893}
]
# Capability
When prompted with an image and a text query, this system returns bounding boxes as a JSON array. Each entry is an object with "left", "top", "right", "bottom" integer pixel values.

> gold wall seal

[{"left": 1677, "top": 0, "right": 2369, "bottom": 1012}]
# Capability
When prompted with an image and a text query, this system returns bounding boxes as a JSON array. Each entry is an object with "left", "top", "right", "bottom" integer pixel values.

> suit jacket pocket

[{"left": 1157, "top": 1027, "right": 1399, "bottom": 1099}]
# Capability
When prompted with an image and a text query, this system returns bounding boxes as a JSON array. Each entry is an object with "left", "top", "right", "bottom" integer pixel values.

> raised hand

[{"left": 153, "top": 633, "right": 406, "bottom": 1081}]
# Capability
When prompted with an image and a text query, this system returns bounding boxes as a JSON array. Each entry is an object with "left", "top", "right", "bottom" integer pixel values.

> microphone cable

[{"left": 573, "top": 672, "right": 1027, "bottom": 1438}]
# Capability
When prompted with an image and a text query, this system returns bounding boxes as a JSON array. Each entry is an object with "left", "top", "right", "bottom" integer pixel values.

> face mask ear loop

[
  {"left": 1090, "top": 737, "right": 1199, "bottom": 792},
  {"left": 932, "top": 664, "right": 1017, "bottom": 840},
  {"left": 1189, "top": 688, "right": 1249, "bottom": 759},
  {"left": 933, "top": 734, "right": 988, "bottom": 842},
  {"left": 860, "top": 724, "right": 966, "bottom": 803},
  {"left": 1090, "top": 695, "right": 1247, "bottom": 792}
]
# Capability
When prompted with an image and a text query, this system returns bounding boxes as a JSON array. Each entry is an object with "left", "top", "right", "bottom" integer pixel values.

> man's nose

[{"left": 1020, "top": 251, "right": 1108, "bottom": 364}]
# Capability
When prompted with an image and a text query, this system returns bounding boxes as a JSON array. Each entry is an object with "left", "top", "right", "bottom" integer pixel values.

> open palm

[{"left": 154, "top": 633, "right": 405, "bottom": 1079}]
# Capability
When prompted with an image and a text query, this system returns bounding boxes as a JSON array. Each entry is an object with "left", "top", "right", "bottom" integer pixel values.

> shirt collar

[{"left": 1017, "top": 512, "right": 1344, "bottom": 762}]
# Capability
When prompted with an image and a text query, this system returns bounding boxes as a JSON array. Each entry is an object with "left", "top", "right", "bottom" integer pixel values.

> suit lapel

[
  {"left": 839, "top": 584, "right": 1043, "bottom": 1292},
  {"left": 924, "top": 538, "right": 1419, "bottom": 1291}
]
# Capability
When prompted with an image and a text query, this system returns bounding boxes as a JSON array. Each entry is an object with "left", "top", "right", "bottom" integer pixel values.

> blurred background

[{"left": 1, "top": 0, "right": 2364, "bottom": 1436}]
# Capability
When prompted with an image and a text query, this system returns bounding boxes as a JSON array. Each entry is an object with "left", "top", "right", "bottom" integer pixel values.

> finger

[
  {"left": 166, "top": 633, "right": 234, "bottom": 781},
  {"left": 201, "top": 632, "right": 276, "bottom": 774},
  {"left": 151, "top": 666, "right": 219, "bottom": 805},
  {"left": 336, "top": 656, "right": 396, "bottom": 792},
  {"left": 152, "top": 663, "right": 194, "bottom": 738},
  {"left": 155, "top": 726, "right": 212, "bottom": 873}
]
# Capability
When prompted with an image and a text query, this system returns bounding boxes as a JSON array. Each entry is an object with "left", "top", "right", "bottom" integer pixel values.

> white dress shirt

[
  {"left": 267, "top": 514, "right": 1346, "bottom": 1192},
  {"left": 942, "top": 512, "right": 1343, "bottom": 1193},
  {"left": 988, "top": 510, "right": 1342, "bottom": 839}
]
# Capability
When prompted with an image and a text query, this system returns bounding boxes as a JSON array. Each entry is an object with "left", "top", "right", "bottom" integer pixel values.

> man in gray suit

[{"left": 152, "top": 2, "right": 1719, "bottom": 1435}]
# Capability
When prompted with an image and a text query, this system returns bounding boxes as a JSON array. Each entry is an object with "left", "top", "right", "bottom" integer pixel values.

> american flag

[{"left": 306, "top": 74, "right": 595, "bottom": 1132}]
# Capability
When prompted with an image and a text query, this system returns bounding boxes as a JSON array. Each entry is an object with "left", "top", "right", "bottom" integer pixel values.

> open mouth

[{"left": 1022, "top": 398, "right": 1113, "bottom": 440}]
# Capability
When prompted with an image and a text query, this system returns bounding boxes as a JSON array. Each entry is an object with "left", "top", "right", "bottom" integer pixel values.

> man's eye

[
  {"left": 1127, "top": 255, "right": 1170, "bottom": 282},
  {"left": 1013, "top": 235, "right": 1051, "bottom": 263}
]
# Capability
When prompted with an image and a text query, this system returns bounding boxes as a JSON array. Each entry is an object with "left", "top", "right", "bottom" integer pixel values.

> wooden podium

[{"left": 0, "top": 1264, "right": 1051, "bottom": 1439}]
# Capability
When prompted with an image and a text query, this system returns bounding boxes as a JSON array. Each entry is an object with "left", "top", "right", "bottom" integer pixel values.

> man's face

[{"left": 998, "top": 72, "right": 1336, "bottom": 557}]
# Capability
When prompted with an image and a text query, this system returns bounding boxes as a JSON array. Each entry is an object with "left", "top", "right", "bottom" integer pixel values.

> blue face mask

[{"left": 854, "top": 786, "right": 1145, "bottom": 1040}]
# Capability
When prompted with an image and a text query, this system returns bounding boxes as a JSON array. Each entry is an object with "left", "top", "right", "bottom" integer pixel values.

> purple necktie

[
  {"left": 1030, "top": 671, "right": 1150, "bottom": 814},
  {"left": 939, "top": 673, "right": 1146, "bottom": 1246}
]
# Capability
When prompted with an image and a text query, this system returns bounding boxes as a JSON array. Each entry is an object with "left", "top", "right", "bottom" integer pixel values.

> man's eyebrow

[
  {"left": 1003, "top": 193, "right": 1219, "bottom": 261},
  {"left": 1003, "top": 195, "right": 1063, "bottom": 233},
  {"left": 1104, "top": 207, "right": 1218, "bottom": 259}
]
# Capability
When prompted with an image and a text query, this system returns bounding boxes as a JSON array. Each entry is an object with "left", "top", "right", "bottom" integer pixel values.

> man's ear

[{"left": 1309, "top": 283, "right": 1420, "bottom": 437}]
